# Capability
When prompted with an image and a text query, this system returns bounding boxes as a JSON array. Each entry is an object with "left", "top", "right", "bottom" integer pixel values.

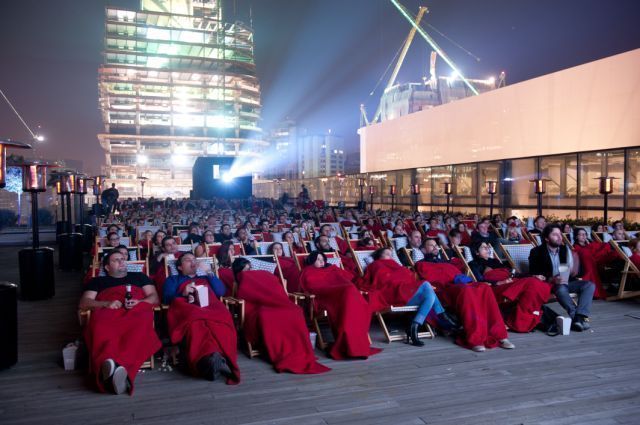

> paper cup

[
  {"left": 309, "top": 332, "right": 317, "bottom": 349},
  {"left": 556, "top": 316, "right": 571, "bottom": 335},
  {"left": 62, "top": 344, "right": 78, "bottom": 371},
  {"left": 558, "top": 265, "right": 570, "bottom": 285}
]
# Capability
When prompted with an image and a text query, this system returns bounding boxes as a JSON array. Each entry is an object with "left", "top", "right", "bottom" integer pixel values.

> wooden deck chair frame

[
  {"left": 352, "top": 249, "right": 435, "bottom": 343},
  {"left": 608, "top": 240, "right": 640, "bottom": 300},
  {"left": 253, "top": 240, "right": 292, "bottom": 257},
  {"left": 225, "top": 254, "right": 307, "bottom": 357},
  {"left": 78, "top": 306, "right": 156, "bottom": 369}
]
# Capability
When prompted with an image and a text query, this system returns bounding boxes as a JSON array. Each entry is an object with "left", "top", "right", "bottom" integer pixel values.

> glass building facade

[
  {"left": 253, "top": 147, "right": 640, "bottom": 223},
  {"left": 98, "top": 0, "right": 265, "bottom": 198}
]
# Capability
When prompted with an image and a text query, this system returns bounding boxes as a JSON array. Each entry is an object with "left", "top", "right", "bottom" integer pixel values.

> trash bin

[
  {"left": 58, "top": 233, "right": 84, "bottom": 271},
  {"left": 0, "top": 282, "right": 18, "bottom": 369},
  {"left": 18, "top": 247, "right": 55, "bottom": 300}
]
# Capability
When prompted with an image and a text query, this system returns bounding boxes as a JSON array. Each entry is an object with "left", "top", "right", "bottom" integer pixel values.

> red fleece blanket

[
  {"left": 415, "top": 262, "right": 508, "bottom": 349},
  {"left": 85, "top": 286, "right": 161, "bottom": 394},
  {"left": 237, "top": 270, "right": 330, "bottom": 374},
  {"left": 167, "top": 280, "right": 240, "bottom": 384},
  {"left": 573, "top": 242, "right": 617, "bottom": 299},
  {"left": 356, "top": 259, "right": 421, "bottom": 312},
  {"left": 299, "top": 265, "right": 381, "bottom": 360}
]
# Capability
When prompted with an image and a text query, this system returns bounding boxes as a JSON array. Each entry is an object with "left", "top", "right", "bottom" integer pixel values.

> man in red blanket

[
  {"left": 233, "top": 258, "right": 330, "bottom": 374},
  {"left": 163, "top": 253, "right": 240, "bottom": 384},
  {"left": 80, "top": 250, "right": 162, "bottom": 395},
  {"left": 299, "top": 251, "right": 382, "bottom": 360},
  {"left": 315, "top": 234, "right": 359, "bottom": 277}
]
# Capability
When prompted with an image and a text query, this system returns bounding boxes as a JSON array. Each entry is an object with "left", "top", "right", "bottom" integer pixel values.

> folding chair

[
  {"left": 500, "top": 243, "right": 534, "bottom": 275},
  {"left": 608, "top": 240, "right": 640, "bottom": 300},
  {"left": 352, "top": 250, "right": 435, "bottom": 343},
  {"left": 254, "top": 240, "right": 292, "bottom": 257}
]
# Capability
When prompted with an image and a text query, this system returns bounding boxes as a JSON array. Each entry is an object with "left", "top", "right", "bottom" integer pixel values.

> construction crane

[
  {"left": 389, "top": 0, "right": 479, "bottom": 96},
  {"left": 360, "top": 6, "right": 427, "bottom": 127}
]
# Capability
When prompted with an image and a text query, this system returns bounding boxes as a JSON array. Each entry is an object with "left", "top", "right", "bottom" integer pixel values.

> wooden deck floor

[{"left": 0, "top": 246, "right": 639, "bottom": 425}]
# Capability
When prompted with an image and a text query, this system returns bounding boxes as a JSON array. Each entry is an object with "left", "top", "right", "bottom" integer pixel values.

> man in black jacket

[{"left": 528, "top": 224, "right": 595, "bottom": 331}]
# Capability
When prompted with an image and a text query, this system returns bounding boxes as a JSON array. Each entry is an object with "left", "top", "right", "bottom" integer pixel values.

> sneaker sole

[
  {"left": 101, "top": 359, "right": 116, "bottom": 382},
  {"left": 112, "top": 366, "right": 128, "bottom": 395}
]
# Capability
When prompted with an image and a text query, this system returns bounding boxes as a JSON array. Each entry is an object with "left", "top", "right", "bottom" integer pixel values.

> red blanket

[
  {"left": 573, "top": 242, "right": 616, "bottom": 299},
  {"left": 277, "top": 256, "right": 301, "bottom": 293},
  {"left": 484, "top": 269, "right": 551, "bottom": 332},
  {"left": 218, "top": 267, "right": 235, "bottom": 295},
  {"left": 237, "top": 271, "right": 330, "bottom": 374},
  {"left": 415, "top": 262, "right": 508, "bottom": 349},
  {"left": 356, "top": 259, "right": 421, "bottom": 312},
  {"left": 299, "top": 265, "right": 381, "bottom": 360},
  {"left": 167, "top": 281, "right": 240, "bottom": 384},
  {"left": 85, "top": 286, "right": 161, "bottom": 394}
]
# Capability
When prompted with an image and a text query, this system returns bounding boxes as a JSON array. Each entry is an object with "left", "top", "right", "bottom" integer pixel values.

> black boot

[
  {"left": 437, "top": 312, "right": 461, "bottom": 333},
  {"left": 406, "top": 322, "right": 424, "bottom": 346}
]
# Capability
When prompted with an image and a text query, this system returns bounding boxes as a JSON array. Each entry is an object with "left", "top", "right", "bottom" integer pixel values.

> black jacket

[{"left": 528, "top": 243, "right": 570, "bottom": 280}]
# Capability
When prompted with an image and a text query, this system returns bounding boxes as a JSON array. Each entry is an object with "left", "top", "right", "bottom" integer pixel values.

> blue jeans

[
  {"left": 554, "top": 280, "right": 595, "bottom": 318},
  {"left": 406, "top": 282, "right": 445, "bottom": 324}
]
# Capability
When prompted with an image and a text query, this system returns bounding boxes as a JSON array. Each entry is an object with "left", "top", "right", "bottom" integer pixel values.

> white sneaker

[
  {"left": 472, "top": 345, "right": 486, "bottom": 352},
  {"left": 111, "top": 366, "right": 129, "bottom": 395},
  {"left": 101, "top": 359, "right": 116, "bottom": 382},
  {"left": 499, "top": 339, "right": 515, "bottom": 349}
]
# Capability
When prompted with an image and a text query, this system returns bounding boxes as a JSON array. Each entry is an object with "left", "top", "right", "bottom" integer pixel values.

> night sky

[{"left": 1, "top": 0, "right": 639, "bottom": 175}]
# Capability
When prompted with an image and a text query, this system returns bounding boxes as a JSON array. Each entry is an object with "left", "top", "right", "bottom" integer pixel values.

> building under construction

[{"left": 98, "top": 0, "right": 264, "bottom": 198}]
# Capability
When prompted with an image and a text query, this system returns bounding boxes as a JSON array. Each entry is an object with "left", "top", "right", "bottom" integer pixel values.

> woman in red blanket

[
  {"left": 415, "top": 257, "right": 513, "bottom": 352},
  {"left": 283, "top": 230, "right": 306, "bottom": 255},
  {"left": 80, "top": 250, "right": 162, "bottom": 395},
  {"left": 357, "top": 248, "right": 460, "bottom": 346},
  {"left": 468, "top": 242, "right": 551, "bottom": 333},
  {"left": 572, "top": 228, "right": 618, "bottom": 299},
  {"left": 267, "top": 242, "right": 301, "bottom": 293},
  {"left": 215, "top": 240, "right": 237, "bottom": 295},
  {"left": 299, "top": 251, "right": 382, "bottom": 360},
  {"left": 163, "top": 253, "right": 240, "bottom": 384},
  {"left": 233, "top": 258, "right": 330, "bottom": 374}
]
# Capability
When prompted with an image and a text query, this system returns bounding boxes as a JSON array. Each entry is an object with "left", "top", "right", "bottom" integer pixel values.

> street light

[
  {"left": 485, "top": 180, "right": 498, "bottom": 218},
  {"left": 0, "top": 138, "right": 31, "bottom": 188},
  {"left": 529, "top": 178, "right": 548, "bottom": 217},
  {"left": 137, "top": 176, "right": 148, "bottom": 198},
  {"left": 389, "top": 184, "right": 397, "bottom": 211},
  {"left": 443, "top": 182, "right": 452, "bottom": 214},
  {"left": 18, "top": 161, "right": 56, "bottom": 300},
  {"left": 596, "top": 176, "right": 617, "bottom": 225},
  {"left": 411, "top": 183, "right": 420, "bottom": 211},
  {"left": 358, "top": 177, "right": 365, "bottom": 209},
  {"left": 369, "top": 185, "right": 375, "bottom": 211}
]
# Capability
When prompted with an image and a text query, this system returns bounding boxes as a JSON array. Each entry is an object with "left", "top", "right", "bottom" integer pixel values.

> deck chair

[
  {"left": 96, "top": 246, "right": 140, "bottom": 263},
  {"left": 608, "top": 240, "right": 640, "bottom": 300},
  {"left": 254, "top": 240, "right": 292, "bottom": 257},
  {"left": 352, "top": 250, "right": 435, "bottom": 344},
  {"left": 176, "top": 244, "right": 195, "bottom": 254},
  {"left": 136, "top": 225, "right": 160, "bottom": 242},
  {"left": 320, "top": 222, "right": 344, "bottom": 239},
  {"left": 164, "top": 256, "right": 217, "bottom": 279},
  {"left": 226, "top": 255, "right": 306, "bottom": 357},
  {"left": 500, "top": 243, "right": 534, "bottom": 275},
  {"left": 91, "top": 260, "right": 149, "bottom": 278}
]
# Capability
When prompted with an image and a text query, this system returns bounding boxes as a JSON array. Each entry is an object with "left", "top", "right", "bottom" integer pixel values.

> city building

[
  {"left": 263, "top": 119, "right": 299, "bottom": 180},
  {"left": 98, "top": 0, "right": 265, "bottom": 198},
  {"left": 255, "top": 49, "right": 640, "bottom": 222},
  {"left": 297, "top": 131, "right": 345, "bottom": 179}
]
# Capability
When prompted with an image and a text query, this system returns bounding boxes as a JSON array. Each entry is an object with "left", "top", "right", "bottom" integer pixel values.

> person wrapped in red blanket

[
  {"left": 299, "top": 251, "right": 382, "bottom": 360},
  {"left": 80, "top": 250, "right": 162, "bottom": 395},
  {"left": 150, "top": 236, "right": 183, "bottom": 294},
  {"left": 318, "top": 225, "right": 359, "bottom": 276},
  {"left": 215, "top": 240, "right": 238, "bottom": 295},
  {"left": 163, "top": 253, "right": 240, "bottom": 384},
  {"left": 267, "top": 242, "right": 301, "bottom": 293},
  {"left": 356, "top": 247, "right": 460, "bottom": 346},
  {"left": 572, "top": 228, "right": 619, "bottom": 299},
  {"left": 468, "top": 242, "right": 551, "bottom": 333},
  {"left": 415, "top": 254, "right": 514, "bottom": 352},
  {"left": 233, "top": 258, "right": 330, "bottom": 374}
]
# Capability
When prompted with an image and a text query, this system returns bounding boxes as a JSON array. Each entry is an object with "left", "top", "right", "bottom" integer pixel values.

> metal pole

[
  {"left": 604, "top": 193, "right": 608, "bottom": 226},
  {"left": 31, "top": 192, "right": 39, "bottom": 249},
  {"left": 66, "top": 193, "right": 73, "bottom": 232},
  {"left": 446, "top": 194, "right": 451, "bottom": 214},
  {"left": 60, "top": 195, "right": 66, "bottom": 224},
  {"left": 489, "top": 193, "right": 494, "bottom": 218},
  {"left": 537, "top": 192, "right": 543, "bottom": 217},
  {"left": 79, "top": 195, "right": 85, "bottom": 226}
]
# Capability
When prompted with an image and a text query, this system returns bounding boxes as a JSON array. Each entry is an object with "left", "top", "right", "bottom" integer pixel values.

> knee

[
  {"left": 583, "top": 281, "right": 596, "bottom": 294},
  {"left": 420, "top": 281, "right": 434, "bottom": 293}
]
